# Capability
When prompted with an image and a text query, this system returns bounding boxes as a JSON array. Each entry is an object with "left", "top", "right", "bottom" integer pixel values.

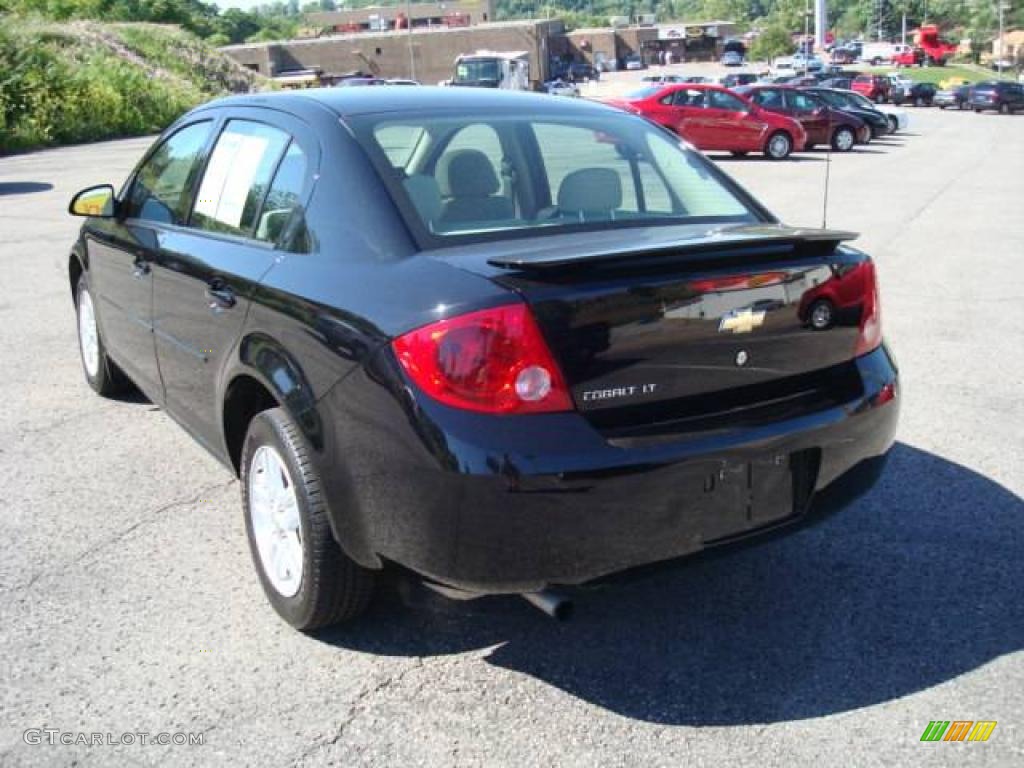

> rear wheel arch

[
  {"left": 222, "top": 373, "right": 281, "bottom": 475},
  {"left": 222, "top": 352, "right": 380, "bottom": 570}
]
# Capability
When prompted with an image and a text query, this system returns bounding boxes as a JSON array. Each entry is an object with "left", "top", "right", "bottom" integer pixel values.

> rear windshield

[
  {"left": 626, "top": 86, "right": 663, "bottom": 99},
  {"left": 349, "top": 110, "right": 757, "bottom": 246}
]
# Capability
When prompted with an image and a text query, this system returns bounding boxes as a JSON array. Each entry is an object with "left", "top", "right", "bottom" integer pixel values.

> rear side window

[
  {"left": 707, "top": 91, "right": 747, "bottom": 111},
  {"left": 127, "top": 121, "right": 212, "bottom": 225},
  {"left": 255, "top": 143, "right": 309, "bottom": 250},
  {"left": 192, "top": 120, "right": 291, "bottom": 238},
  {"left": 786, "top": 91, "right": 819, "bottom": 111}
]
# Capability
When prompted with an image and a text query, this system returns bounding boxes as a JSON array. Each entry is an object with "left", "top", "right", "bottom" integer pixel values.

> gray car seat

[
  {"left": 557, "top": 168, "right": 623, "bottom": 221},
  {"left": 437, "top": 149, "right": 514, "bottom": 225}
]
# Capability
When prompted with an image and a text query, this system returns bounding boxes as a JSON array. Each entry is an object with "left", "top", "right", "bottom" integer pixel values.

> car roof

[{"left": 192, "top": 86, "right": 616, "bottom": 121}]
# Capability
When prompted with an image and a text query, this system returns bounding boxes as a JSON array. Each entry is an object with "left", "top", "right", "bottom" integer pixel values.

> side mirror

[
  {"left": 813, "top": 106, "right": 826, "bottom": 116},
  {"left": 69, "top": 184, "right": 116, "bottom": 218}
]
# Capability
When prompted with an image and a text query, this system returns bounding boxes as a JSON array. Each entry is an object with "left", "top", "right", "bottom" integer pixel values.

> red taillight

[
  {"left": 392, "top": 303, "right": 574, "bottom": 415},
  {"left": 854, "top": 259, "right": 882, "bottom": 356}
]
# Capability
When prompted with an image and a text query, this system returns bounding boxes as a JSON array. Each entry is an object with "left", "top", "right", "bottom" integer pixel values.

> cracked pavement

[{"left": 1, "top": 109, "right": 1022, "bottom": 767}]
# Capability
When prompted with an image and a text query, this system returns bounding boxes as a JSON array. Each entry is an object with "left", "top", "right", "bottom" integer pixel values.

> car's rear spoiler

[{"left": 486, "top": 225, "right": 859, "bottom": 270}]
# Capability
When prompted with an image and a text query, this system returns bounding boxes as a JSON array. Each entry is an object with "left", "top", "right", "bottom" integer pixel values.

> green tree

[{"left": 749, "top": 23, "right": 795, "bottom": 60}]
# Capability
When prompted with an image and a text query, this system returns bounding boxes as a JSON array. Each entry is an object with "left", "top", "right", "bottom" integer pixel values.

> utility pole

[
  {"left": 803, "top": 0, "right": 810, "bottom": 75},
  {"left": 407, "top": 0, "right": 415, "bottom": 79},
  {"left": 998, "top": 1, "right": 1009, "bottom": 76}
]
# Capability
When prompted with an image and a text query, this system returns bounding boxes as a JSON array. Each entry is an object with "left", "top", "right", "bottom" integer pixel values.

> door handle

[{"left": 206, "top": 282, "right": 236, "bottom": 312}]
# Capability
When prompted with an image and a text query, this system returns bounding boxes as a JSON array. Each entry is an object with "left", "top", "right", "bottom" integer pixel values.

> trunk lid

[{"left": 429, "top": 223, "right": 869, "bottom": 427}]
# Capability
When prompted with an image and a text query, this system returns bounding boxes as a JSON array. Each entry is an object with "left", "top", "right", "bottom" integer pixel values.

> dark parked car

[
  {"left": 736, "top": 85, "right": 868, "bottom": 150},
  {"left": 831, "top": 47, "right": 858, "bottom": 65},
  {"left": 801, "top": 87, "right": 892, "bottom": 138},
  {"left": 720, "top": 72, "right": 759, "bottom": 88},
  {"left": 968, "top": 81, "right": 1024, "bottom": 113},
  {"left": 935, "top": 84, "right": 971, "bottom": 109},
  {"left": 568, "top": 61, "right": 600, "bottom": 82},
  {"left": 892, "top": 82, "right": 937, "bottom": 106},
  {"left": 818, "top": 77, "right": 854, "bottom": 90},
  {"left": 67, "top": 89, "right": 898, "bottom": 629}
]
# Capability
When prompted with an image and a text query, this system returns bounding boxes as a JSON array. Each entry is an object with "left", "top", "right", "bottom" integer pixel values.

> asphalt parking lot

[{"left": 1, "top": 106, "right": 1022, "bottom": 767}]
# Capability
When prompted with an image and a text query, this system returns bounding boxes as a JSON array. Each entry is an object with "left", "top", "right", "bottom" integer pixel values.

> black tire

[
  {"left": 1000, "top": 102, "right": 1010, "bottom": 115},
  {"left": 75, "top": 273, "right": 131, "bottom": 397},
  {"left": 888, "top": 115, "right": 899, "bottom": 132},
  {"left": 764, "top": 131, "right": 792, "bottom": 160},
  {"left": 808, "top": 299, "right": 835, "bottom": 330},
  {"left": 831, "top": 126, "right": 855, "bottom": 152},
  {"left": 241, "top": 407, "right": 375, "bottom": 630}
]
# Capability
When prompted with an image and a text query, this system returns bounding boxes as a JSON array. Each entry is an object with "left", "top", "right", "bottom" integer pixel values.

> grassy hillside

[{"left": 0, "top": 18, "right": 263, "bottom": 154}]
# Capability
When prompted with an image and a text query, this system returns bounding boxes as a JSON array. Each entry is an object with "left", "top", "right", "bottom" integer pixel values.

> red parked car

[
  {"left": 735, "top": 85, "right": 869, "bottom": 151},
  {"left": 605, "top": 84, "right": 807, "bottom": 160},
  {"left": 798, "top": 261, "right": 877, "bottom": 331},
  {"left": 851, "top": 74, "right": 891, "bottom": 103}
]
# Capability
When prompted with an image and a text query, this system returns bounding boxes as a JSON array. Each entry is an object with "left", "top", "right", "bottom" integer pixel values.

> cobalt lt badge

[{"left": 736, "top": 350, "right": 749, "bottom": 367}]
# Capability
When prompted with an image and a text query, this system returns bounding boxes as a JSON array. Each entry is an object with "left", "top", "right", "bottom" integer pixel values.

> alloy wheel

[
  {"left": 78, "top": 287, "right": 100, "bottom": 378},
  {"left": 248, "top": 445, "right": 304, "bottom": 598}
]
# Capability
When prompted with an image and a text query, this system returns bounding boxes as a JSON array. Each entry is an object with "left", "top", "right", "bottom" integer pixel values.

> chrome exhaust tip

[{"left": 522, "top": 590, "right": 573, "bottom": 621}]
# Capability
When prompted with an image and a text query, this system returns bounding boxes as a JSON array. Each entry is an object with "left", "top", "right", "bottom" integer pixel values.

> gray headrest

[
  {"left": 557, "top": 168, "right": 623, "bottom": 214},
  {"left": 438, "top": 149, "right": 500, "bottom": 198}
]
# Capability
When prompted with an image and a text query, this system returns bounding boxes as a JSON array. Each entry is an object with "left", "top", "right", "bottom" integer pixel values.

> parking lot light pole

[{"left": 997, "top": 2, "right": 1010, "bottom": 76}]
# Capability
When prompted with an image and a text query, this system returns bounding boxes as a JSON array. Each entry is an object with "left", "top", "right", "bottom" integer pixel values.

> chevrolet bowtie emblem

[{"left": 719, "top": 308, "right": 766, "bottom": 334}]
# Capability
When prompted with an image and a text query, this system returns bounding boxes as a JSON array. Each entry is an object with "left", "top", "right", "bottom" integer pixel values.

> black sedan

[
  {"left": 67, "top": 88, "right": 899, "bottom": 629},
  {"left": 892, "top": 82, "right": 937, "bottom": 107}
]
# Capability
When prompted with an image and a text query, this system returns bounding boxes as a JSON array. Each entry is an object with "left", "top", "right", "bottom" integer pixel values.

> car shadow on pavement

[
  {"left": 317, "top": 442, "right": 1023, "bottom": 725},
  {"left": 0, "top": 182, "right": 54, "bottom": 196},
  {"left": 714, "top": 155, "right": 826, "bottom": 163}
]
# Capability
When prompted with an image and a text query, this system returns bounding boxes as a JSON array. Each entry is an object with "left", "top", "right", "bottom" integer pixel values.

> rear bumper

[{"left": 322, "top": 345, "right": 899, "bottom": 594}]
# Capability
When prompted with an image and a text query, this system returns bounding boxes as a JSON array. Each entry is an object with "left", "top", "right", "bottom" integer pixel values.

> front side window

[
  {"left": 127, "top": 121, "right": 212, "bottom": 225},
  {"left": 192, "top": 120, "right": 292, "bottom": 238},
  {"left": 350, "top": 111, "right": 756, "bottom": 244}
]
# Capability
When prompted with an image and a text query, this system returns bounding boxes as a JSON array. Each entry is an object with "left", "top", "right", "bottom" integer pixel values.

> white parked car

[
  {"left": 875, "top": 103, "right": 910, "bottom": 132},
  {"left": 771, "top": 57, "right": 795, "bottom": 76},
  {"left": 885, "top": 73, "right": 914, "bottom": 100},
  {"left": 544, "top": 79, "right": 580, "bottom": 97},
  {"left": 791, "top": 53, "right": 824, "bottom": 72}
]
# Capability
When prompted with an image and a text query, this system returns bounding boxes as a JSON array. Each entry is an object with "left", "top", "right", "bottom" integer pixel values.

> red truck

[{"left": 914, "top": 25, "right": 958, "bottom": 65}]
